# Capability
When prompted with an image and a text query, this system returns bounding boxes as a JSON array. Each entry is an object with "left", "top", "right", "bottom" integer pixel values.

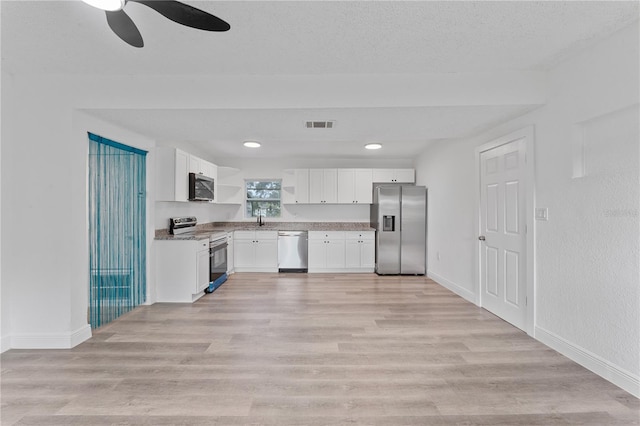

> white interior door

[{"left": 479, "top": 137, "right": 527, "bottom": 330}]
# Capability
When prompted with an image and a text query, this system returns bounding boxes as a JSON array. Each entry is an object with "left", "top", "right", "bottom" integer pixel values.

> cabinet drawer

[
  {"left": 345, "top": 231, "right": 375, "bottom": 241},
  {"left": 234, "top": 231, "right": 255, "bottom": 240},
  {"left": 255, "top": 231, "right": 277, "bottom": 240},
  {"left": 309, "top": 231, "right": 345, "bottom": 240}
]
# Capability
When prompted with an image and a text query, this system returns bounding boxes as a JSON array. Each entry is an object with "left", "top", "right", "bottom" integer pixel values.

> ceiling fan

[{"left": 81, "top": 0, "right": 230, "bottom": 48}]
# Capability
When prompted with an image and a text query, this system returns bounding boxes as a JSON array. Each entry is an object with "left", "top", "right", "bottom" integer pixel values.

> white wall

[
  {"left": 414, "top": 22, "right": 639, "bottom": 395},
  {"left": 153, "top": 156, "right": 413, "bottom": 229},
  {"left": 0, "top": 89, "right": 156, "bottom": 348},
  {"left": 1, "top": 72, "right": 422, "bottom": 350},
  {"left": 0, "top": 3, "right": 6, "bottom": 352}
]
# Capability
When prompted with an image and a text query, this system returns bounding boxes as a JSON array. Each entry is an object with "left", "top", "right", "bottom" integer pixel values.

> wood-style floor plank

[{"left": 2, "top": 274, "right": 638, "bottom": 425}]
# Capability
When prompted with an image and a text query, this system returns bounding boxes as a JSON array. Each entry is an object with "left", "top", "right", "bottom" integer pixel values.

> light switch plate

[{"left": 535, "top": 207, "right": 548, "bottom": 221}]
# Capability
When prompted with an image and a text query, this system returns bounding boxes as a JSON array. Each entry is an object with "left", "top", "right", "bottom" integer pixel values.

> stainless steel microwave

[{"left": 188, "top": 173, "right": 215, "bottom": 202}]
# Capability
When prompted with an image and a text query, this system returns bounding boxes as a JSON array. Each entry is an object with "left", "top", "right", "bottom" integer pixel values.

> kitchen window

[{"left": 245, "top": 180, "right": 281, "bottom": 218}]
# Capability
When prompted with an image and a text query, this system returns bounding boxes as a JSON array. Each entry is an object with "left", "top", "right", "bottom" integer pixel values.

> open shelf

[{"left": 218, "top": 166, "right": 241, "bottom": 179}]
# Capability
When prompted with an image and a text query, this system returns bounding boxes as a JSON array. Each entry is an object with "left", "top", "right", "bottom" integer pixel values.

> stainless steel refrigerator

[{"left": 370, "top": 185, "right": 427, "bottom": 275}]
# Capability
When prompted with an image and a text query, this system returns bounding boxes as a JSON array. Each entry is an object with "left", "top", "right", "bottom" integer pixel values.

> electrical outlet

[{"left": 535, "top": 207, "right": 548, "bottom": 221}]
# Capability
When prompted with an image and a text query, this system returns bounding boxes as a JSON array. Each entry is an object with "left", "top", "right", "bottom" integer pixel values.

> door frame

[{"left": 474, "top": 126, "right": 536, "bottom": 336}]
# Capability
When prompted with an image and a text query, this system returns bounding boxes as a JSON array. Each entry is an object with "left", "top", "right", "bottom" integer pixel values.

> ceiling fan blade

[
  {"left": 130, "top": 0, "right": 230, "bottom": 32},
  {"left": 106, "top": 10, "right": 144, "bottom": 47}
]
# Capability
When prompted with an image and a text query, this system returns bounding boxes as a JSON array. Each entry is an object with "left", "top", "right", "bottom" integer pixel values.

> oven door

[{"left": 210, "top": 239, "right": 228, "bottom": 284}]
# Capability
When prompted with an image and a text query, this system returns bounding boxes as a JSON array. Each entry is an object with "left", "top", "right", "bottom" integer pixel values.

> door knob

[{"left": 478, "top": 236, "right": 486, "bottom": 241}]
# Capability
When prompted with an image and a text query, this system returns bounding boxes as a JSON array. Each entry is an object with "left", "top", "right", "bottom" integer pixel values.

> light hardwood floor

[{"left": 2, "top": 274, "right": 638, "bottom": 425}]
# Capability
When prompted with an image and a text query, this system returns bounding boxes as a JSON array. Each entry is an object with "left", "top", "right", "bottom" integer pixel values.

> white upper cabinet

[
  {"left": 189, "top": 155, "right": 217, "bottom": 179},
  {"left": 294, "top": 169, "right": 310, "bottom": 203},
  {"left": 282, "top": 169, "right": 309, "bottom": 204},
  {"left": 156, "top": 147, "right": 190, "bottom": 202},
  {"left": 283, "top": 167, "right": 413, "bottom": 205},
  {"left": 337, "top": 169, "right": 373, "bottom": 204},
  {"left": 309, "top": 169, "right": 337, "bottom": 204},
  {"left": 372, "top": 168, "right": 415, "bottom": 183}
]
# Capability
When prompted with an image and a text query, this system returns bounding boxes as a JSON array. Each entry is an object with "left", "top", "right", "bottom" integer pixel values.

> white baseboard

[
  {"left": 70, "top": 324, "right": 93, "bottom": 347},
  {"left": 535, "top": 325, "right": 640, "bottom": 398},
  {"left": 427, "top": 270, "right": 477, "bottom": 305},
  {"left": 234, "top": 268, "right": 278, "bottom": 273},
  {"left": 10, "top": 324, "right": 92, "bottom": 350},
  {"left": 1, "top": 334, "right": 11, "bottom": 353}
]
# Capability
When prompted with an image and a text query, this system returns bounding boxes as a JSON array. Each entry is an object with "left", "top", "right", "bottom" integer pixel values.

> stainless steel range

[
  {"left": 207, "top": 231, "right": 228, "bottom": 292},
  {"left": 170, "top": 217, "right": 228, "bottom": 293}
]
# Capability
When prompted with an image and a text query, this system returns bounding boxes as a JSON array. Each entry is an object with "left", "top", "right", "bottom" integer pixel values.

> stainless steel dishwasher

[{"left": 278, "top": 231, "right": 308, "bottom": 272}]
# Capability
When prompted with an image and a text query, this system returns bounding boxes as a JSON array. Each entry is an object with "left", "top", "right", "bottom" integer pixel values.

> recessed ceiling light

[
  {"left": 365, "top": 143, "right": 382, "bottom": 150},
  {"left": 243, "top": 141, "right": 261, "bottom": 148},
  {"left": 81, "top": 0, "right": 125, "bottom": 11}
]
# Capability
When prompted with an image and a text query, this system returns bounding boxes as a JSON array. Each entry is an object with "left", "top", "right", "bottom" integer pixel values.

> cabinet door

[
  {"left": 337, "top": 169, "right": 356, "bottom": 204},
  {"left": 174, "top": 149, "right": 189, "bottom": 202},
  {"left": 255, "top": 240, "right": 278, "bottom": 269},
  {"left": 354, "top": 169, "right": 373, "bottom": 203},
  {"left": 345, "top": 239, "right": 361, "bottom": 268},
  {"left": 322, "top": 169, "right": 338, "bottom": 203},
  {"left": 372, "top": 169, "right": 395, "bottom": 183},
  {"left": 395, "top": 169, "right": 415, "bottom": 183},
  {"left": 308, "top": 239, "right": 326, "bottom": 269},
  {"left": 201, "top": 161, "right": 217, "bottom": 179},
  {"left": 294, "top": 169, "right": 310, "bottom": 203},
  {"left": 189, "top": 155, "right": 202, "bottom": 174},
  {"left": 309, "top": 169, "right": 324, "bottom": 203},
  {"left": 227, "top": 238, "right": 235, "bottom": 274},
  {"left": 325, "top": 239, "right": 345, "bottom": 269},
  {"left": 360, "top": 239, "right": 376, "bottom": 269},
  {"left": 196, "top": 249, "right": 210, "bottom": 292},
  {"left": 233, "top": 239, "right": 255, "bottom": 268}
]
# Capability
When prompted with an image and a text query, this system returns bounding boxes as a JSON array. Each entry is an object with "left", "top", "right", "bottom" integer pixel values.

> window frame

[{"left": 244, "top": 179, "right": 282, "bottom": 219}]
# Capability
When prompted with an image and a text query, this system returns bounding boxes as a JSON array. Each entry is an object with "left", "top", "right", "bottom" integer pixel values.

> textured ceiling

[
  {"left": 85, "top": 105, "right": 540, "bottom": 159},
  {"left": 2, "top": 1, "right": 638, "bottom": 75},
  {"left": 2, "top": 1, "right": 638, "bottom": 160}
]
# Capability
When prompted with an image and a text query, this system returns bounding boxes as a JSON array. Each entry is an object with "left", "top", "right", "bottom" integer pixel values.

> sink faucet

[{"left": 257, "top": 212, "right": 264, "bottom": 226}]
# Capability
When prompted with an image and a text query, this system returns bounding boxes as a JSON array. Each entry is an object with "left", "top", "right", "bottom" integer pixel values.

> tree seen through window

[{"left": 245, "top": 180, "right": 281, "bottom": 218}]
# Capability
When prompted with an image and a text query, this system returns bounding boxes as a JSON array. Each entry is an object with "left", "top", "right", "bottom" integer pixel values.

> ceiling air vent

[{"left": 305, "top": 120, "right": 335, "bottom": 129}]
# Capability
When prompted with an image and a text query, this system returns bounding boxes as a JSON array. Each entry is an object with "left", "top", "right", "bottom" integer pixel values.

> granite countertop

[{"left": 155, "top": 222, "right": 375, "bottom": 240}]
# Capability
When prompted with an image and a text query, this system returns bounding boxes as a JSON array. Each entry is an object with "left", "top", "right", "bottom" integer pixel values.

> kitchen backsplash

[{"left": 155, "top": 201, "right": 371, "bottom": 230}]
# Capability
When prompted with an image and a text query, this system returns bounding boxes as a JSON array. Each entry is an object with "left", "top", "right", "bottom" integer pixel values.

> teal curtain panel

[{"left": 88, "top": 133, "right": 147, "bottom": 328}]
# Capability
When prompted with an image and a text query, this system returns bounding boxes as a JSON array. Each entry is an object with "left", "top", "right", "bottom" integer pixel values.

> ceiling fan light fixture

[
  {"left": 81, "top": 0, "right": 125, "bottom": 11},
  {"left": 365, "top": 143, "right": 382, "bottom": 150},
  {"left": 243, "top": 141, "right": 261, "bottom": 148}
]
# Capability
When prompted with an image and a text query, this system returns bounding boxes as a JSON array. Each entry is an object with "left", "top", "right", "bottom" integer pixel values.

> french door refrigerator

[{"left": 371, "top": 185, "right": 427, "bottom": 275}]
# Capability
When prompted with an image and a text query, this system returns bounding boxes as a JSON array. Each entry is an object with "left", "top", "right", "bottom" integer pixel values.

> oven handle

[{"left": 210, "top": 240, "right": 228, "bottom": 250}]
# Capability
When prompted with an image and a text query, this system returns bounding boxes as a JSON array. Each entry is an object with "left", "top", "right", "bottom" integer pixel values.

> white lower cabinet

[
  {"left": 227, "top": 232, "right": 234, "bottom": 274},
  {"left": 234, "top": 230, "right": 278, "bottom": 272},
  {"left": 156, "top": 239, "right": 210, "bottom": 303},
  {"left": 308, "top": 231, "right": 346, "bottom": 272},
  {"left": 344, "top": 231, "right": 375, "bottom": 272}
]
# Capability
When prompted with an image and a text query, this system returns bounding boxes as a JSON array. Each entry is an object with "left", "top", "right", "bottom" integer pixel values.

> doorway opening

[{"left": 88, "top": 133, "right": 147, "bottom": 328}]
